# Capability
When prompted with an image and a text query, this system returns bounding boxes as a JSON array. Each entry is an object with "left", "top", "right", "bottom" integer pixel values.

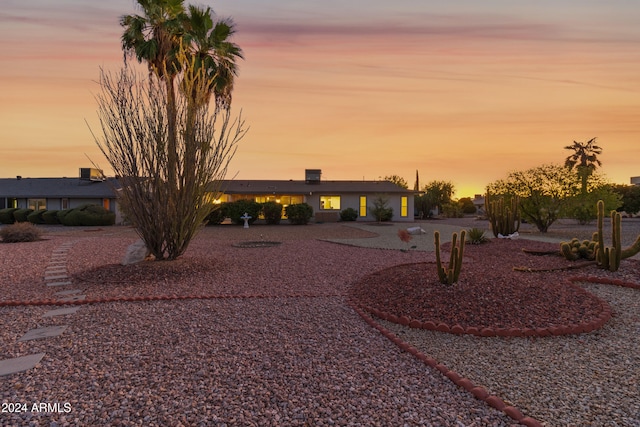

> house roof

[
  {"left": 0, "top": 178, "right": 119, "bottom": 198},
  {"left": 216, "top": 179, "right": 415, "bottom": 195}
]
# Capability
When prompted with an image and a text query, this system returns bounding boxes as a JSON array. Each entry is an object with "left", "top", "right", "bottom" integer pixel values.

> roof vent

[
  {"left": 305, "top": 169, "right": 321, "bottom": 184},
  {"left": 16, "top": 176, "right": 22, "bottom": 180}
]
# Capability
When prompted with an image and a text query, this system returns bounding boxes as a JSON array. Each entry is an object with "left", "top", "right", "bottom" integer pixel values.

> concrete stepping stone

[
  {"left": 19, "top": 326, "right": 67, "bottom": 342},
  {"left": 46, "top": 281, "right": 72, "bottom": 287},
  {"left": 54, "top": 289, "right": 82, "bottom": 296},
  {"left": 0, "top": 353, "right": 46, "bottom": 376},
  {"left": 44, "top": 275, "right": 69, "bottom": 281},
  {"left": 42, "top": 307, "right": 80, "bottom": 318},
  {"left": 58, "top": 295, "right": 85, "bottom": 302},
  {"left": 45, "top": 268, "right": 67, "bottom": 274}
]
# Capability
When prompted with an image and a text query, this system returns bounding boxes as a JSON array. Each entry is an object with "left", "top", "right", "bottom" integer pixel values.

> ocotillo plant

[
  {"left": 434, "top": 230, "right": 466, "bottom": 285},
  {"left": 485, "top": 191, "right": 520, "bottom": 238}
]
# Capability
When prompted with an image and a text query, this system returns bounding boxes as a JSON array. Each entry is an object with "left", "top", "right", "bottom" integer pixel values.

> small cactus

[
  {"left": 560, "top": 233, "right": 597, "bottom": 261},
  {"left": 434, "top": 230, "right": 466, "bottom": 285}
]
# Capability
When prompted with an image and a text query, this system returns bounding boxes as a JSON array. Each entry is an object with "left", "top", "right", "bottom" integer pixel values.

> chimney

[
  {"left": 16, "top": 176, "right": 22, "bottom": 180},
  {"left": 305, "top": 169, "right": 321, "bottom": 184}
]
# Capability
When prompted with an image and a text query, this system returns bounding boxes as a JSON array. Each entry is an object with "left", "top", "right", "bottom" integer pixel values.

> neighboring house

[
  {"left": 0, "top": 168, "right": 415, "bottom": 224},
  {"left": 472, "top": 194, "right": 486, "bottom": 214},
  {"left": 0, "top": 169, "right": 122, "bottom": 223},
  {"left": 217, "top": 169, "right": 416, "bottom": 222},
  {"left": 632, "top": 176, "right": 640, "bottom": 185}
]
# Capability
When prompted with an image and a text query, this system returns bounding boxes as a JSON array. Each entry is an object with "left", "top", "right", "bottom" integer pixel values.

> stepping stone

[
  {"left": 58, "top": 295, "right": 85, "bottom": 302},
  {"left": 46, "top": 268, "right": 67, "bottom": 273},
  {"left": 19, "top": 326, "right": 67, "bottom": 342},
  {"left": 54, "top": 289, "right": 82, "bottom": 296},
  {"left": 46, "top": 281, "right": 72, "bottom": 287},
  {"left": 42, "top": 307, "right": 80, "bottom": 318},
  {"left": 44, "top": 275, "right": 69, "bottom": 281},
  {"left": 0, "top": 353, "right": 46, "bottom": 376}
]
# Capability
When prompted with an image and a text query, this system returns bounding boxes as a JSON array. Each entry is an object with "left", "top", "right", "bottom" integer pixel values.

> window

[
  {"left": 8, "top": 198, "right": 18, "bottom": 208},
  {"left": 28, "top": 198, "right": 46, "bottom": 210},
  {"left": 359, "top": 196, "right": 367, "bottom": 217},
  {"left": 103, "top": 198, "right": 110, "bottom": 210},
  {"left": 320, "top": 196, "right": 340, "bottom": 210},
  {"left": 401, "top": 196, "right": 408, "bottom": 217},
  {"left": 62, "top": 198, "right": 69, "bottom": 210}
]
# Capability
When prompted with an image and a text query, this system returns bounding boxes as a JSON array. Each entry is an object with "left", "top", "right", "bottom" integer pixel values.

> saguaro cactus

[
  {"left": 434, "top": 230, "right": 466, "bottom": 285},
  {"left": 485, "top": 191, "right": 520, "bottom": 238}
]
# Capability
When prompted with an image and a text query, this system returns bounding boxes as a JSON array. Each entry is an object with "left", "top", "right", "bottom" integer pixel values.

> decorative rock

[{"left": 122, "top": 239, "right": 151, "bottom": 265}]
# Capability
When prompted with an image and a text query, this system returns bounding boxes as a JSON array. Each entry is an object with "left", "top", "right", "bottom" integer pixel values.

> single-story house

[
  {"left": 0, "top": 168, "right": 415, "bottom": 224},
  {"left": 216, "top": 169, "right": 416, "bottom": 222},
  {"left": 0, "top": 169, "right": 122, "bottom": 223}
]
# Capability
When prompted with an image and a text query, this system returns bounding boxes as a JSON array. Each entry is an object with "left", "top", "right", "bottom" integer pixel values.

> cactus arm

[{"left": 621, "top": 235, "right": 640, "bottom": 259}]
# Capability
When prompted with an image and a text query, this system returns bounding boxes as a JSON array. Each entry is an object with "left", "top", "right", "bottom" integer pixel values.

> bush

[
  {"left": 27, "top": 209, "right": 47, "bottom": 224},
  {"left": 0, "top": 222, "right": 42, "bottom": 243},
  {"left": 442, "top": 202, "right": 464, "bottom": 218},
  {"left": 459, "top": 197, "right": 477, "bottom": 214},
  {"left": 224, "top": 199, "right": 262, "bottom": 225},
  {"left": 262, "top": 201, "right": 283, "bottom": 225},
  {"left": 371, "top": 195, "right": 393, "bottom": 222},
  {"left": 339, "top": 207, "right": 358, "bottom": 221},
  {"left": 0, "top": 208, "right": 18, "bottom": 224},
  {"left": 285, "top": 203, "right": 313, "bottom": 225},
  {"left": 59, "top": 204, "right": 115, "bottom": 226},
  {"left": 204, "top": 205, "right": 226, "bottom": 225},
  {"left": 13, "top": 208, "right": 34, "bottom": 222},
  {"left": 42, "top": 210, "right": 60, "bottom": 224}
]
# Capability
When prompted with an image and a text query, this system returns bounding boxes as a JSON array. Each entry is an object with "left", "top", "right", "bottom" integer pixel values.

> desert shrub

[
  {"left": 42, "top": 210, "right": 60, "bottom": 224},
  {"left": 0, "top": 222, "right": 42, "bottom": 243},
  {"left": 27, "top": 209, "right": 47, "bottom": 224},
  {"left": 442, "top": 202, "right": 464, "bottom": 218},
  {"left": 262, "top": 201, "right": 283, "bottom": 225},
  {"left": 204, "top": 205, "right": 226, "bottom": 225},
  {"left": 0, "top": 208, "right": 18, "bottom": 224},
  {"left": 285, "top": 203, "right": 313, "bottom": 225},
  {"left": 225, "top": 199, "right": 262, "bottom": 225},
  {"left": 459, "top": 197, "right": 477, "bottom": 214},
  {"left": 339, "top": 207, "right": 358, "bottom": 221},
  {"left": 13, "top": 208, "right": 34, "bottom": 222},
  {"left": 467, "top": 227, "right": 489, "bottom": 244},
  {"left": 59, "top": 204, "right": 115, "bottom": 226}
]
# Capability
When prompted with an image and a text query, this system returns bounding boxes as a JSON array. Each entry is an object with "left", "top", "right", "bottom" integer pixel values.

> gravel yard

[{"left": 1, "top": 219, "right": 639, "bottom": 426}]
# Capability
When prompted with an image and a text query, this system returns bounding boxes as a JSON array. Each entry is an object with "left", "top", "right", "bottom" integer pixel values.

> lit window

[
  {"left": 28, "top": 198, "right": 46, "bottom": 210},
  {"left": 359, "top": 196, "right": 367, "bottom": 217},
  {"left": 103, "top": 198, "right": 110, "bottom": 210},
  {"left": 320, "top": 196, "right": 340, "bottom": 210},
  {"left": 401, "top": 196, "right": 408, "bottom": 217}
]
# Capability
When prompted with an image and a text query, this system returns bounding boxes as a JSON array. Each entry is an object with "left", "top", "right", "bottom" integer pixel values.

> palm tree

[
  {"left": 119, "top": 0, "right": 243, "bottom": 185},
  {"left": 120, "top": 0, "right": 186, "bottom": 187},
  {"left": 182, "top": 5, "right": 244, "bottom": 109},
  {"left": 564, "top": 137, "right": 603, "bottom": 194}
]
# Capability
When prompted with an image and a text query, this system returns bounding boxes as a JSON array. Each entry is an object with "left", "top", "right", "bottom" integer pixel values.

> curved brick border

[
  {"left": 348, "top": 302, "right": 544, "bottom": 427},
  {"left": 0, "top": 293, "right": 347, "bottom": 308},
  {"left": 348, "top": 276, "right": 639, "bottom": 426},
  {"left": 352, "top": 276, "right": 613, "bottom": 337}
]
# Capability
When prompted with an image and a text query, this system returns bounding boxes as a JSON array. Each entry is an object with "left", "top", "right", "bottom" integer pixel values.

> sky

[{"left": 1, "top": 0, "right": 639, "bottom": 197}]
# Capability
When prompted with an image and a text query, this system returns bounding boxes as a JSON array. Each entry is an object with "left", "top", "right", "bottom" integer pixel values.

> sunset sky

[{"left": 1, "top": 0, "right": 639, "bottom": 197}]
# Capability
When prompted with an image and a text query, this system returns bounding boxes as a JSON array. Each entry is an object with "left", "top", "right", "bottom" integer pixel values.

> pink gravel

[{"left": 1, "top": 224, "right": 519, "bottom": 426}]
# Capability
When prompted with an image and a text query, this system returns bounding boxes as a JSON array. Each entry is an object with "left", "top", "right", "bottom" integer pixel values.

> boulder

[{"left": 122, "top": 239, "right": 151, "bottom": 265}]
